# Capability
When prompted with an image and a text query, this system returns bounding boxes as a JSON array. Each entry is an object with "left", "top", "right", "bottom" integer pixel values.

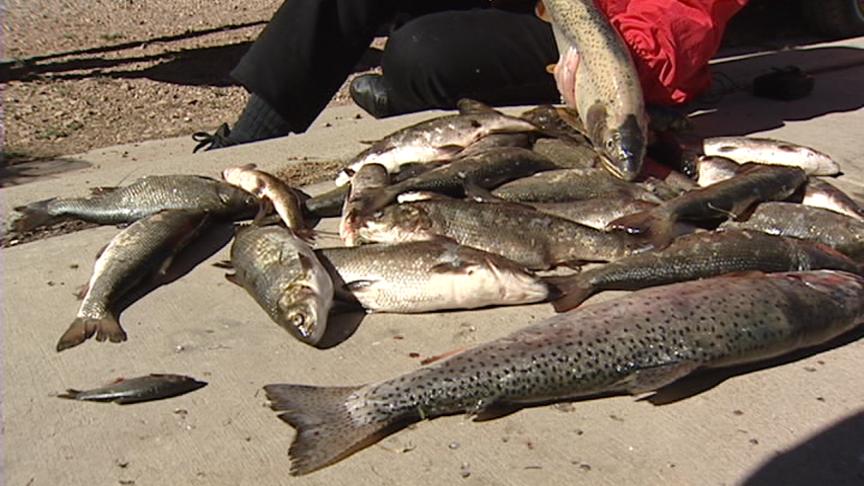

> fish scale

[{"left": 264, "top": 270, "right": 864, "bottom": 475}]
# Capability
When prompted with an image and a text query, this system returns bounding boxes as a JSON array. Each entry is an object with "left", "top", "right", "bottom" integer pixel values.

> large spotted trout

[
  {"left": 539, "top": 0, "right": 648, "bottom": 181},
  {"left": 264, "top": 270, "right": 864, "bottom": 475}
]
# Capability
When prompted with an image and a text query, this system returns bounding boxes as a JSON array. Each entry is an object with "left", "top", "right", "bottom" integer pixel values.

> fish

[
  {"left": 339, "top": 164, "right": 391, "bottom": 246},
  {"left": 530, "top": 138, "right": 601, "bottom": 169},
  {"left": 539, "top": 0, "right": 649, "bottom": 181},
  {"left": 722, "top": 202, "right": 864, "bottom": 261},
  {"left": 14, "top": 174, "right": 257, "bottom": 232},
  {"left": 607, "top": 164, "right": 808, "bottom": 248},
  {"left": 56, "top": 210, "right": 212, "bottom": 352},
  {"left": 491, "top": 168, "right": 662, "bottom": 203},
  {"left": 692, "top": 159, "right": 864, "bottom": 221},
  {"left": 335, "top": 111, "right": 538, "bottom": 186},
  {"left": 317, "top": 241, "right": 549, "bottom": 313},
  {"left": 550, "top": 229, "right": 862, "bottom": 311},
  {"left": 702, "top": 137, "right": 841, "bottom": 176},
  {"left": 519, "top": 104, "right": 591, "bottom": 145},
  {"left": 528, "top": 198, "right": 657, "bottom": 230},
  {"left": 355, "top": 199, "right": 649, "bottom": 270},
  {"left": 794, "top": 178, "right": 864, "bottom": 222},
  {"left": 362, "top": 147, "right": 561, "bottom": 212},
  {"left": 263, "top": 270, "right": 864, "bottom": 475},
  {"left": 228, "top": 225, "right": 334, "bottom": 346},
  {"left": 58, "top": 374, "right": 207, "bottom": 404},
  {"left": 222, "top": 164, "right": 311, "bottom": 238},
  {"left": 304, "top": 163, "right": 446, "bottom": 219}
]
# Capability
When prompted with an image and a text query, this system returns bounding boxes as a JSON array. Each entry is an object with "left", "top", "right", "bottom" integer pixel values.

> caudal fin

[
  {"left": 56, "top": 315, "right": 127, "bottom": 352},
  {"left": 543, "top": 275, "right": 595, "bottom": 312},
  {"left": 264, "top": 384, "right": 401, "bottom": 476},
  {"left": 606, "top": 210, "right": 675, "bottom": 249},
  {"left": 13, "top": 198, "right": 61, "bottom": 232}
]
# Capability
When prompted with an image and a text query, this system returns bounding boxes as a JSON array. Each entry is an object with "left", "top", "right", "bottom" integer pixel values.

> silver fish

[
  {"left": 317, "top": 241, "right": 549, "bottom": 313},
  {"left": 56, "top": 210, "right": 212, "bottom": 351},
  {"left": 58, "top": 374, "right": 206, "bottom": 404},
  {"left": 264, "top": 270, "right": 864, "bottom": 475},
  {"left": 702, "top": 137, "right": 840, "bottom": 176}
]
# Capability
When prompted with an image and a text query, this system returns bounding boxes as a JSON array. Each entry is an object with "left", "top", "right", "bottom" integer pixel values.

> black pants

[{"left": 231, "top": 0, "right": 559, "bottom": 133}]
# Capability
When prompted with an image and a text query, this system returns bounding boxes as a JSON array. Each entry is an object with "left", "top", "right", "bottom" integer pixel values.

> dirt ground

[{"left": 1, "top": 0, "right": 381, "bottom": 164}]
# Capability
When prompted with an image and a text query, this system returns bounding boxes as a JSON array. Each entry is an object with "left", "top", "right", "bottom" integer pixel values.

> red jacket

[{"left": 597, "top": 0, "right": 749, "bottom": 105}]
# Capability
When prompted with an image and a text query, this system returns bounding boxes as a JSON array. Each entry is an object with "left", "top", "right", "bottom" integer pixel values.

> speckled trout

[
  {"left": 264, "top": 270, "right": 864, "bottom": 475},
  {"left": 539, "top": 0, "right": 648, "bottom": 181}
]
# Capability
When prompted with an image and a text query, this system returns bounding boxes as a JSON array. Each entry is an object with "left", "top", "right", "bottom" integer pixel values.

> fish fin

[
  {"left": 462, "top": 180, "right": 501, "bottom": 203},
  {"left": 543, "top": 275, "right": 594, "bottom": 312},
  {"left": 56, "top": 315, "right": 127, "bottom": 352},
  {"left": 212, "top": 260, "right": 234, "bottom": 269},
  {"left": 291, "top": 228, "right": 318, "bottom": 243},
  {"left": 57, "top": 389, "right": 85, "bottom": 400},
  {"left": 344, "top": 280, "right": 375, "bottom": 292},
  {"left": 252, "top": 200, "right": 274, "bottom": 226},
  {"left": 456, "top": 98, "right": 497, "bottom": 115},
  {"left": 13, "top": 198, "right": 61, "bottom": 232},
  {"left": 429, "top": 260, "right": 474, "bottom": 274},
  {"left": 606, "top": 210, "right": 675, "bottom": 249},
  {"left": 73, "top": 283, "right": 89, "bottom": 300},
  {"left": 224, "top": 272, "right": 243, "bottom": 287},
  {"left": 264, "top": 384, "right": 400, "bottom": 476},
  {"left": 88, "top": 186, "right": 119, "bottom": 196},
  {"left": 439, "top": 145, "right": 465, "bottom": 158},
  {"left": 622, "top": 361, "right": 700, "bottom": 395}
]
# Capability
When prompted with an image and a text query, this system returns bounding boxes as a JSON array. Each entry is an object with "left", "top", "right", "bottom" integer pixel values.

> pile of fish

[{"left": 19, "top": 98, "right": 864, "bottom": 475}]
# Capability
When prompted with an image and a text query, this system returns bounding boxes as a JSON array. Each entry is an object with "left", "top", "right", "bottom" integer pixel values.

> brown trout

[
  {"left": 264, "top": 270, "right": 864, "bottom": 475},
  {"left": 56, "top": 210, "right": 212, "bottom": 351},
  {"left": 539, "top": 0, "right": 648, "bottom": 181},
  {"left": 551, "top": 229, "right": 862, "bottom": 311},
  {"left": 608, "top": 164, "right": 808, "bottom": 247}
]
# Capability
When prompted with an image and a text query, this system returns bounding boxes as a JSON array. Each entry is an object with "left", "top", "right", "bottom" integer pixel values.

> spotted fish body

[
  {"left": 542, "top": 0, "right": 648, "bottom": 181},
  {"left": 264, "top": 270, "right": 864, "bottom": 475},
  {"left": 722, "top": 202, "right": 864, "bottom": 261}
]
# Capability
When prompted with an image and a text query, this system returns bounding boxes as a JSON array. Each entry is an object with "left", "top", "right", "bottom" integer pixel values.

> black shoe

[
  {"left": 349, "top": 74, "right": 395, "bottom": 119},
  {"left": 192, "top": 123, "right": 235, "bottom": 153}
]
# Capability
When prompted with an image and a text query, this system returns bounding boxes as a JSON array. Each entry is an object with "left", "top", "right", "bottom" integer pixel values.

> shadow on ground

[
  {"left": 690, "top": 46, "right": 864, "bottom": 137},
  {"left": 742, "top": 410, "right": 864, "bottom": 486},
  {"left": 0, "top": 157, "right": 92, "bottom": 187}
]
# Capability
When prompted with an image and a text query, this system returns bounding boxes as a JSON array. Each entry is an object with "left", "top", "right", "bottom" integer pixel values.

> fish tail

[
  {"left": 13, "top": 198, "right": 60, "bottom": 231},
  {"left": 57, "top": 389, "right": 85, "bottom": 400},
  {"left": 264, "top": 383, "right": 397, "bottom": 476},
  {"left": 606, "top": 210, "right": 675, "bottom": 249},
  {"left": 56, "top": 315, "right": 127, "bottom": 352},
  {"left": 544, "top": 275, "right": 595, "bottom": 312}
]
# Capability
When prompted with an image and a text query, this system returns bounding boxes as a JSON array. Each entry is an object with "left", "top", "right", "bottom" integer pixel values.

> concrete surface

[{"left": 3, "top": 37, "right": 864, "bottom": 486}]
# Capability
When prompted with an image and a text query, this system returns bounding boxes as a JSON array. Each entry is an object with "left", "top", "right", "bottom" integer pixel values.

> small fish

[
  {"left": 693, "top": 155, "right": 741, "bottom": 187},
  {"left": 56, "top": 210, "right": 212, "bottom": 352},
  {"left": 608, "top": 164, "right": 808, "bottom": 248},
  {"left": 318, "top": 241, "right": 549, "bottom": 313},
  {"left": 722, "top": 202, "right": 864, "bottom": 261},
  {"left": 14, "top": 175, "right": 257, "bottom": 232},
  {"left": 528, "top": 198, "right": 657, "bottom": 230},
  {"left": 355, "top": 199, "right": 649, "bottom": 270},
  {"left": 339, "top": 164, "right": 390, "bottom": 246},
  {"left": 702, "top": 137, "right": 840, "bottom": 176},
  {"left": 550, "top": 229, "right": 862, "bottom": 311},
  {"left": 335, "top": 111, "right": 538, "bottom": 186},
  {"left": 540, "top": 0, "right": 648, "bottom": 181},
  {"left": 222, "top": 164, "right": 311, "bottom": 238},
  {"left": 491, "top": 168, "right": 662, "bottom": 203},
  {"left": 228, "top": 225, "right": 334, "bottom": 346},
  {"left": 58, "top": 374, "right": 207, "bottom": 404},
  {"left": 263, "top": 270, "right": 864, "bottom": 475}
]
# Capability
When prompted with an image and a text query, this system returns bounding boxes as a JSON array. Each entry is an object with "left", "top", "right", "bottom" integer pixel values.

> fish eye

[
  {"left": 291, "top": 314, "right": 306, "bottom": 327},
  {"left": 605, "top": 139, "right": 616, "bottom": 151}
]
